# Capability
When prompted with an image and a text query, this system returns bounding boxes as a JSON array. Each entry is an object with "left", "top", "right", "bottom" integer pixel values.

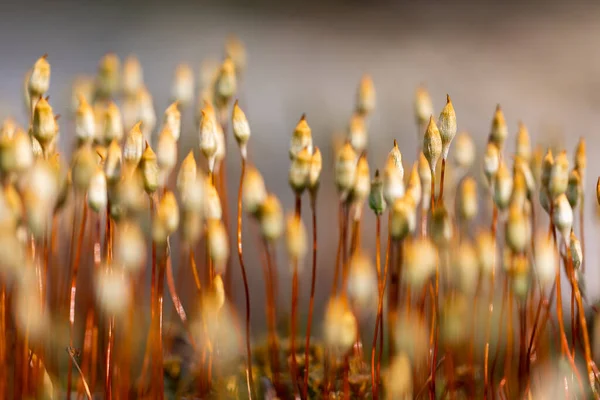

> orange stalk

[
  {"left": 303, "top": 194, "right": 318, "bottom": 398},
  {"left": 236, "top": 157, "right": 254, "bottom": 399}
]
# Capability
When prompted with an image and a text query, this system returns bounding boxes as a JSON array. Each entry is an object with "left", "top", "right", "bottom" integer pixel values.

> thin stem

[
  {"left": 105, "top": 315, "right": 114, "bottom": 400},
  {"left": 66, "top": 197, "right": 88, "bottom": 400},
  {"left": 567, "top": 242, "right": 596, "bottom": 394},
  {"left": 371, "top": 215, "right": 388, "bottom": 399},
  {"left": 490, "top": 276, "right": 508, "bottom": 399},
  {"left": 67, "top": 348, "right": 92, "bottom": 400},
  {"left": 262, "top": 240, "right": 281, "bottom": 390},
  {"left": 504, "top": 282, "right": 514, "bottom": 395},
  {"left": 290, "top": 265, "right": 300, "bottom": 397},
  {"left": 237, "top": 157, "right": 255, "bottom": 399},
  {"left": 0, "top": 286, "right": 5, "bottom": 398},
  {"left": 152, "top": 254, "right": 166, "bottom": 399},
  {"left": 388, "top": 239, "right": 401, "bottom": 360},
  {"left": 579, "top": 197, "right": 585, "bottom": 273},
  {"left": 331, "top": 202, "right": 343, "bottom": 296},
  {"left": 303, "top": 194, "right": 318, "bottom": 398},
  {"left": 438, "top": 158, "right": 446, "bottom": 205},
  {"left": 429, "top": 245, "right": 439, "bottom": 399}
]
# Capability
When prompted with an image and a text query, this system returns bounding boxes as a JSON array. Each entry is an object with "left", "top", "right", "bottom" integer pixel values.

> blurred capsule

[
  {"left": 387, "top": 140, "right": 403, "bottom": 174},
  {"left": 454, "top": 240, "right": 478, "bottom": 294},
  {"left": 153, "top": 191, "right": 179, "bottom": 243},
  {"left": 414, "top": 85, "right": 433, "bottom": 129},
  {"left": 289, "top": 114, "right": 313, "bottom": 160},
  {"left": 14, "top": 270, "right": 50, "bottom": 341},
  {"left": 404, "top": 238, "right": 437, "bottom": 288},
  {"left": 95, "top": 268, "right": 131, "bottom": 317},
  {"left": 549, "top": 150, "right": 569, "bottom": 198},
  {"left": 383, "top": 156, "right": 405, "bottom": 206},
  {"left": 489, "top": 105, "right": 507, "bottom": 150},
  {"left": 180, "top": 173, "right": 205, "bottom": 214},
  {"left": 88, "top": 168, "right": 107, "bottom": 212},
  {"left": 31, "top": 97, "right": 58, "bottom": 149},
  {"left": 477, "top": 231, "right": 496, "bottom": 275},
  {"left": 423, "top": 116, "right": 442, "bottom": 176},
  {"left": 204, "top": 179, "right": 222, "bottom": 221},
  {"left": 123, "top": 122, "right": 144, "bottom": 167},
  {"left": 139, "top": 143, "right": 159, "bottom": 194},
  {"left": 356, "top": 74, "right": 376, "bottom": 116},
  {"left": 308, "top": 147, "right": 322, "bottom": 194},
  {"left": 459, "top": 177, "right": 478, "bottom": 222},
  {"left": 232, "top": 101, "right": 250, "bottom": 157},
  {"left": 260, "top": 194, "right": 283, "bottom": 241},
  {"left": 71, "top": 145, "right": 97, "bottom": 192},
  {"left": 75, "top": 95, "right": 95, "bottom": 144},
  {"left": 71, "top": 76, "right": 94, "bottom": 114},
  {"left": 323, "top": 296, "right": 357, "bottom": 355},
  {"left": 483, "top": 142, "right": 499, "bottom": 184},
  {"left": 516, "top": 122, "right": 531, "bottom": 162},
  {"left": 506, "top": 205, "right": 529, "bottom": 253},
  {"left": 199, "top": 106, "right": 218, "bottom": 171},
  {"left": 243, "top": 165, "right": 267, "bottom": 215},
  {"left": 352, "top": 154, "right": 370, "bottom": 203},
  {"left": 177, "top": 151, "right": 197, "bottom": 196},
  {"left": 182, "top": 210, "right": 203, "bottom": 244},
  {"left": 122, "top": 55, "right": 143, "bottom": 98},
  {"left": 225, "top": 35, "right": 247, "bottom": 76},
  {"left": 574, "top": 137, "right": 586, "bottom": 182},
  {"left": 171, "top": 63, "right": 194, "bottom": 106},
  {"left": 369, "top": 170, "right": 386, "bottom": 215},
  {"left": 103, "top": 102, "right": 124, "bottom": 143},
  {"left": 285, "top": 213, "right": 307, "bottom": 264},
  {"left": 214, "top": 58, "right": 237, "bottom": 108},
  {"left": 115, "top": 220, "right": 146, "bottom": 273},
  {"left": 105, "top": 140, "right": 122, "bottom": 183},
  {"left": 28, "top": 55, "right": 50, "bottom": 98},
  {"left": 453, "top": 132, "right": 475, "bottom": 170},
  {"left": 289, "top": 146, "right": 311, "bottom": 194},
  {"left": 540, "top": 150, "right": 554, "bottom": 190},
  {"left": 385, "top": 353, "right": 413, "bottom": 400},
  {"left": 566, "top": 169, "right": 582, "bottom": 209},
  {"left": 335, "top": 143, "right": 357, "bottom": 198},
  {"left": 347, "top": 250, "right": 377, "bottom": 310},
  {"left": 570, "top": 230, "right": 582, "bottom": 270},
  {"left": 553, "top": 194, "right": 573, "bottom": 242},
  {"left": 390, "top": 197, "right": 416, "bottom": 240},
  {"left": 156, "top": 127, "right": 177, "bottom": 187},
  {"left": 431, "top": 204, "right": 453, "bottom": 247},
  {"left": 137, "top": 87, "right": 156, "bottom": 140},
  {"left": 418, "top": 153, "right": 432, "bottom": 211},
  {"left": 438, "top": 95, "right": 457, "bottom": 160},
  {"left": 208, "top": 219, "right": 229, "bottom": 275},
  {"left": 96, "top": 53, "right": 121, "bottom": 99},
  {"left": 493, "top": 161, "right": 512, "bottom": 210},
  {"left": 163, "top": 101, "right": 181, "bottom": 141},
  {"left": 406, "top": 163, "right": 422, "bottom": 207},
  {"left": 534, "top": 232, "right": 556, "bottom": 287},
  {"left": 348, "top": 113, "right": 367, "bottom": 154}
]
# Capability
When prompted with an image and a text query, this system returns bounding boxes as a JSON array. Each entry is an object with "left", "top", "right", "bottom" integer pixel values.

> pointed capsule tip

[{"left": 446, "top": 94, "right": 451, "bottom": 103}]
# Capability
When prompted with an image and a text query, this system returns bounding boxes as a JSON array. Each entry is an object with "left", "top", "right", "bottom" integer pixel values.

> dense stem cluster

[{"left": 0, "top": 39, "right": 598, "bottom": 400}]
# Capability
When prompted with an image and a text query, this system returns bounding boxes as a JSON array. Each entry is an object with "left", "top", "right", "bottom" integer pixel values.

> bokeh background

[{"left": 2, "top": 0, "right": 600, "bottom": 338}]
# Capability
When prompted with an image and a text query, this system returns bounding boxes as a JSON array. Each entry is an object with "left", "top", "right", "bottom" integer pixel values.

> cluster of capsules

[{"left": 0, "top": 34, "right": 596, "bottom": 400}]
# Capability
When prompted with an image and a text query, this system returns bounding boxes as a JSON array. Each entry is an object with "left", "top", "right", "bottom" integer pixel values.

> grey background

[{"left": 3, "top": 0, "right": 600, "bottom": 333}]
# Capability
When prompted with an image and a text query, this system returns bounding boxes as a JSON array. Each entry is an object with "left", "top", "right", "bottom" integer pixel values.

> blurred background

[{"left": 2, "top": 0, "right": 600, "bottom": 335}]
